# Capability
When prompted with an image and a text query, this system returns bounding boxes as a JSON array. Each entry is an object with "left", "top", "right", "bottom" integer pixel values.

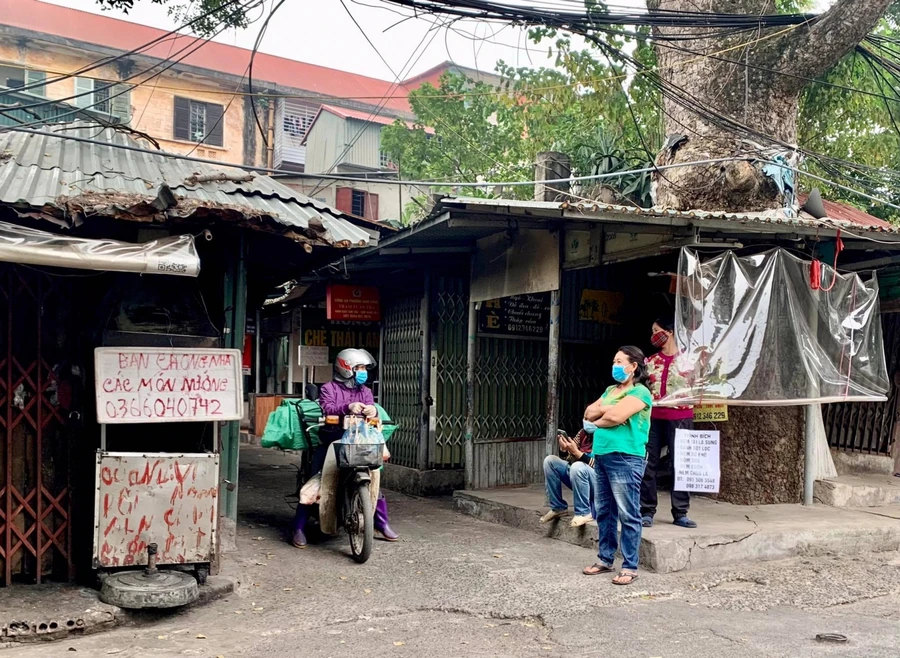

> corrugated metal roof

[
  {"left": 0, "top": 123, "right": 375, "bottom": 248},
  {"left": 440, "top": 196, "right": 900, "bottom": 235}
]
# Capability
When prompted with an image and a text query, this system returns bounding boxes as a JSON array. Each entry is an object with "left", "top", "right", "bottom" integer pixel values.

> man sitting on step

[{"left": 541, "top": 429, "right": 597, "bottom": 528}]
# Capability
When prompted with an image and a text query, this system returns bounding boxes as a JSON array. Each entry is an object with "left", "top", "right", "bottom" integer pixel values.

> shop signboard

[
  {"left": 326, "top": 284, "right": 381, "bottom": 322},
  {"left": 478, "top": 293, "right": 551, "bottom": 339},
  {"left": 94, "top": 347, "right": 243, "bottom": 424},
  {"left": 299, "top": 308, "right": 380, "bottom": 364}
]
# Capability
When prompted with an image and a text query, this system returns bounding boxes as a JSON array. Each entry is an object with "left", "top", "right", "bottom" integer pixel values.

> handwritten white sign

[
  {"left": 674, "top": 429, "right": 720, "bottom": 493},
  {"left": 93, "top": 452, "right": 219, "bottom": 567},
  {"left": 95, "top": 348, "right": 243, "bottom": 424}
]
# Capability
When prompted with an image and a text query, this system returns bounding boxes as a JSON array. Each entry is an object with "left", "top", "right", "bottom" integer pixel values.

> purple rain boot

[
  {"left": 291, "top": 504, "right": 308, "bottom": 548},
  {"left": 374, "top": 493, "right": 399, "bottom": 542}
]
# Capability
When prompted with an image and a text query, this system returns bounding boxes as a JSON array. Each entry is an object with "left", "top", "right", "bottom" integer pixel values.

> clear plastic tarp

[
  {"left": 0, "top": 221, "right": 199, "bottom": 276},
  {"left": 658, "top": 247, "right": 889, "bottom": 407}
]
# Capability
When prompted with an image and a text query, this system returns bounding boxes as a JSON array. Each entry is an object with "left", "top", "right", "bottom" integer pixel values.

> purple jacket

[
  {"left": 319, "top": 381, "right": 374, "bottom": 443},
  {"left": 319, "top": 381, "right": 374, "bottom": 416}
]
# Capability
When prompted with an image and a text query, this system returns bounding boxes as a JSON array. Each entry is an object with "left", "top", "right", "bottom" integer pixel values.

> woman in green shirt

[{"left": 581, "top": 345, "right": 652, "bottom": 585}]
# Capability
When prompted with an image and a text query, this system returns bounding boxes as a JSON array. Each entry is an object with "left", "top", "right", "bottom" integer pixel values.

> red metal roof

[
  {"left": 1, "top": 0, "right": 413, "bottom": 112},
  {"left": 798, "top": 193, "right": 893, "bottom": 229}
]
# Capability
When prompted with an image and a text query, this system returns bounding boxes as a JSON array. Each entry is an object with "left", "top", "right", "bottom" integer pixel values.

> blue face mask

[
  {"left": 583, "top": 419, "right": 598, "bottom": 434},
  {"left": 612, "top": 364, "right": 630, "bottom": 383},
  {"left": 354, "top": 369, "right": 368, "bottom": 386}
]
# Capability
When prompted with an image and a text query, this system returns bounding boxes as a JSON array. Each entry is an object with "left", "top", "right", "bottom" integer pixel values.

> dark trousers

[{"left": 641, "top": 417, "right": 692, "bottom": 519}]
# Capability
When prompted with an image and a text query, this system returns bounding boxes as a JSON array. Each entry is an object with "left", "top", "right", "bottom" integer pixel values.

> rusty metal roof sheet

[
  {"left": 438, "top": 196, "right": 900, "bottom": 235},
  {"left": 0, "top": 123, "right": 375, "bottom": 248}
]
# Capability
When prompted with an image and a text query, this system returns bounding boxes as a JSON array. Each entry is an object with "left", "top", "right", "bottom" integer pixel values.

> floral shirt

[{"left": 645, "top": 352, "right": 693, "bottom": 420}]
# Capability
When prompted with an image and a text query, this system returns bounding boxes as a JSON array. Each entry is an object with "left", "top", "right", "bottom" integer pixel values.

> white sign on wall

[
  {"left": 93, "top": 452, "right": 219, "bottom": 567},
  {"left": 95, "top": 348, "right": 243, "bottom": 424},
  {"left": 298, "top": 345, "right": 329, "bottom": 367},
  {"left": 674, "top": 429, "right": 720, "bottom": 493}
]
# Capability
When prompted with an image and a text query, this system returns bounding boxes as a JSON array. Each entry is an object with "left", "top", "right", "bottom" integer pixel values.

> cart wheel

[
  {"left": 196, "top": 567, "right": 208, "bottom": 586},
  {"left": 347, "top": 482, "right": 374, "bottom": 564}
]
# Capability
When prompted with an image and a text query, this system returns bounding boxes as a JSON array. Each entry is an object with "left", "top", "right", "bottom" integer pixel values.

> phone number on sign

[{"left": 104, "top": 396, "right": 224, "bottom": 420}]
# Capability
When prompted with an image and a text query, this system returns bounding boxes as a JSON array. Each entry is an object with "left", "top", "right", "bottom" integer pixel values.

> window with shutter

[
  {"left": 174, "top": 97, "right": 224, "bottom": 146},
  {"left": 25, "top": 70, "right": 46, "bottom": 96},
  {"left": 73, "top": 77, "right": 130, "bottom": 121},
  {"left": 366, "top": 192, "right": 379, "bottom": 222},
  {"left": 205, "top": 103, "right": 224, "bottom": 147},
  {"left": 110, "top": 84, "right": 132, "bottom": 123},
  {"left": 73, "top": 77, "right": 94, "bottom": 109},
  {"left": 335, "top": 188, "right": 353, "bottom": 214},
  {"left": 351, "top": 190, "right": 366, "bottom": 217},
  {"left": 173, "top": 97, "right": 191, "bottom": 141}
]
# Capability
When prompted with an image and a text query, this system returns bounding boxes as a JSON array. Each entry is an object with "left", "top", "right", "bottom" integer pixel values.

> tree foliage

[{"left": 94, "top": 0, "right": 251, "bottom": 35}]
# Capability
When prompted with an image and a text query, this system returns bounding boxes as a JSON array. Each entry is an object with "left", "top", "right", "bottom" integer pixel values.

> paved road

[{"left": 8, "top": 446, "right": 900, "bottom": 657}]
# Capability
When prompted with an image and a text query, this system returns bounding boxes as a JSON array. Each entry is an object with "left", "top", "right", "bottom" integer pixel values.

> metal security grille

[
  {"left": 559, "top": 342, "right": 608, "bottom": 434},
  {"left": 474, "top": 337, "right": 547, "bottom": 440},
  {"left": 0, "top": 266, "right": 74, "bottom": 585},
  {"left": 825, "top": 312, "right": 900, "bottom": 455},
  {"left": 380, "top": 293, "right": 424, "bottom": 468},
  {"left": 431, "top": 276, "right": 467, "bottom": 468}
]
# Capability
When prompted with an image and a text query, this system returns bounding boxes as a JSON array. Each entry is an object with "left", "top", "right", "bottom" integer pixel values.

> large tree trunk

[
  {"left": 649, "top": 0, "right": 892, "bottom": 211},
  {"left": 647, "top": 0, "right": 892, "bottom": 504}
]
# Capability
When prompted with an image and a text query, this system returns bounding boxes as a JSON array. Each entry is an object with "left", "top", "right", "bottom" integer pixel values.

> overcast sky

[{"left": 48, "top": 0, "right": 832, "bottom": 82}]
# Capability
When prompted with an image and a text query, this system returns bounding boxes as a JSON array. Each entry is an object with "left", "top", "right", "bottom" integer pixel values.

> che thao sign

[{"left": 326, "top": 284, "right": 381, "bottom": 322}]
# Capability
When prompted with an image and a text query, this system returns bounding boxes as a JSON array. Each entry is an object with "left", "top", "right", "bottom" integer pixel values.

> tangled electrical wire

[{"left": 370, "top": 0, "right": 900, "bottom": 213}]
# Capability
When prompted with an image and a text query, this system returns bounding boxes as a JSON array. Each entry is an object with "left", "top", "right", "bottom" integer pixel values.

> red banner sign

[{"left": 326, "top": 285, "right": 381, "bottom": 322}]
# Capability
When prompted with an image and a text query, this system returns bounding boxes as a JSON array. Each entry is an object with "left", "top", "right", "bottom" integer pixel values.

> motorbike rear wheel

[{"left": 347, "top": 481, "right": 374, "bottom": 563}]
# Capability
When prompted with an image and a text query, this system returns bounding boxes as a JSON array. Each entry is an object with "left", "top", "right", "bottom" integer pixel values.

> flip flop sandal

[
  {"left": 582, "top": 563, "right": 615, "bottom": 576},
  {"left": 613, "top": 571, "right": 639, "bottom": 585}
]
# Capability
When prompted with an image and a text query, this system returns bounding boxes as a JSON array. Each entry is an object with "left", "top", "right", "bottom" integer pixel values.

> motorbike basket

[{"left": 333, "top": 442, "right": 384, "bottom": 470}]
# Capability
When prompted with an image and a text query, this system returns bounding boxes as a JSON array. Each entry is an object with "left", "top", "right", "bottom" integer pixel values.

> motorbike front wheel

[{"left": 347, "top": 481, "right": 374, "bottom": 563}]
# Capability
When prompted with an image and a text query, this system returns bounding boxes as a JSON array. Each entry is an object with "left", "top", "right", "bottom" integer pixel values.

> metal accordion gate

[
  {"left": 0, "top": 265, "right": 74, "bottom": 585},
  {"left": 824, "top": 311, "right": 900, "bottom": 456}
]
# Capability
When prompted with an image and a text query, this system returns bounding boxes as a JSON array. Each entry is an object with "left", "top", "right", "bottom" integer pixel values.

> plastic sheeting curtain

[
  {"left": 658, "top": 247, "right": 889, "bottom": 406},
  {"left": 0, "top": 221, "right": 200, "bottom": 276}
]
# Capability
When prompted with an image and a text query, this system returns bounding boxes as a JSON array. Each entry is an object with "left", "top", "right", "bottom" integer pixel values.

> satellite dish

[{"left": 802, "top": 188, "right": 828, "bottom": 219}]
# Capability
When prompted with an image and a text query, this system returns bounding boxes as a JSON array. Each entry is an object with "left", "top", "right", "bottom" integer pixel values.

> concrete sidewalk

[{"left": 454, "top": 485, "right": 900, "bottom": 573}]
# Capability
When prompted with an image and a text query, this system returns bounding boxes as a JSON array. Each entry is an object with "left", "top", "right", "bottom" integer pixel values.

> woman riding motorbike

[{"left": 291, "top": 348, "right": 399, "bottom": 548}]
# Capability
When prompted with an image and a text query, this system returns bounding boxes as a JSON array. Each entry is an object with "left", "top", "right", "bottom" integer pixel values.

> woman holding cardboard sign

[{"left": 642, "top": 316, "right": 697, "bottom": 529}]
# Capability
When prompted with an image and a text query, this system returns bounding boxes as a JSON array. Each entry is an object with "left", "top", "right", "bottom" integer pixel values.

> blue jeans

[
  {"left": 594, "top": 453, "right": 645, "bottom": 572},
  {"left": 543, "top": 455, "right": 595, "bottom": 517}
]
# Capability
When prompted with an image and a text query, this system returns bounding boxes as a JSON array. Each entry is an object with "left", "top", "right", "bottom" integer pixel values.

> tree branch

[{"left": 777, "top": 0, "right": 892, "bottom": 81}]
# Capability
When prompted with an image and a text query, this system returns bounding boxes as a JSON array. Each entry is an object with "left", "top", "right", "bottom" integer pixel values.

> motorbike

[{"left": 297, "top": 412, "right": 392, "bottom": 564}]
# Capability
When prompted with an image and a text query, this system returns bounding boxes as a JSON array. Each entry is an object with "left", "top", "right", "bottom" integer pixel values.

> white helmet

[{"left": 334, "top": 348, "right": 376, "bottom": 388}]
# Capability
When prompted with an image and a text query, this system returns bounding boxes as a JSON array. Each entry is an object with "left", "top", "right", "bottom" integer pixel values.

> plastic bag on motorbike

[
  {"left": 299, "top": 472, "right": 321, "bottom": 505},
  {"left": 333, "top": 418, "right": 385, "bottom": 469}
]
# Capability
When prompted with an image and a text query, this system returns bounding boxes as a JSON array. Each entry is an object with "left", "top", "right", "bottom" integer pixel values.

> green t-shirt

[{"left": 591, "top": 384, "right": 653, "bottom": 457}]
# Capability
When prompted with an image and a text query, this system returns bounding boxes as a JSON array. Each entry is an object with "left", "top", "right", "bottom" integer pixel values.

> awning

[{"left": 0, "top": 221, "right": 200, "bottom": 276}]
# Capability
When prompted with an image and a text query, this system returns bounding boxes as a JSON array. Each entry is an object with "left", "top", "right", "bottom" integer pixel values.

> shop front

[{"left": 322, "top": 194, "right": 898, "bottom": 504}]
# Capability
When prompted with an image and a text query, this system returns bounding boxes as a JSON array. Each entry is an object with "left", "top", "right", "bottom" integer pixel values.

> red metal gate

[{"left": 0, "top": 265, "right": 74, "bottom": 585}]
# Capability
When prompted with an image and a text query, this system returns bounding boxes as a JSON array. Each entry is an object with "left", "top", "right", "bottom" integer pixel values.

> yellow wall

[{"left": 0, "top": 40, "right": 251, "bottom": 165}]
